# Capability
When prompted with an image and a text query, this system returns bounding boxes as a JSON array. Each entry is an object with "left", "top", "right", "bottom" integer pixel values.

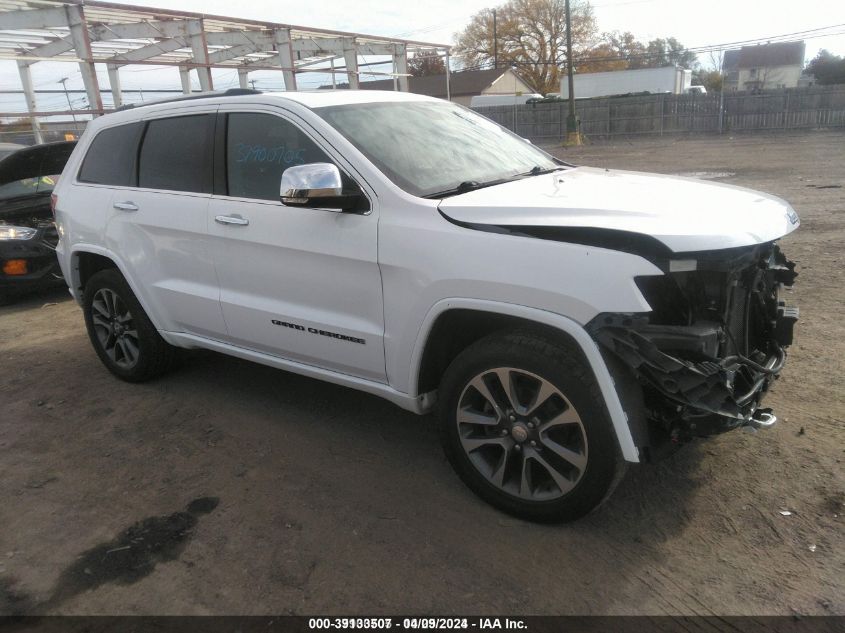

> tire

[
  {"left": 437, "top": 329, "right": 625, "bottom": 523},
  {"left": 82, "top": 268, "right": 175, "bottom": 382}
]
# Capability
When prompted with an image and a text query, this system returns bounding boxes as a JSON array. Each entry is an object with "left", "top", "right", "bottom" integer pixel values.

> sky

[{"left": 1, "top": 0, "right": 844, "bottom": 117}]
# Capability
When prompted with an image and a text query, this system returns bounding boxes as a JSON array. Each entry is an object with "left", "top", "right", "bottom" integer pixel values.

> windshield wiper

[
  {"left": 523, "top": 165, "right": 566, "bottom": 177},
  {"left": 423, "top": 179, "right": 500, "bottom": 199},
  {"left": 424, "top": 166, "right": 566, "bottom": 199}
]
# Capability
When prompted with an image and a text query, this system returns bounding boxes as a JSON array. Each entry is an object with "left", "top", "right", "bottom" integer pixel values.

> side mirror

[{"left": 280, "top": 163, "right": 366, "bottom": 212}]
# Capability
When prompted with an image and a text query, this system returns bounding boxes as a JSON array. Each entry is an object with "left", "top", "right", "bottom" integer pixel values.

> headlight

[{"left": 0, "top": 225, "right": 37, "bottom": 240}]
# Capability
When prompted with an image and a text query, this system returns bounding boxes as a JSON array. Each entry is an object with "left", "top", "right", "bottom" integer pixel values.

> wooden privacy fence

[{"left": 473, "top": 85, "right": 845, "bottom": 142}]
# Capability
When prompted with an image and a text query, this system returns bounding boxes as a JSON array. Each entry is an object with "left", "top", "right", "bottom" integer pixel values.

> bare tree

[
  {"left": 693, "top": 50, "right": 724, "bottom": 92},
  {"left": 454, "top": 0, "right": 597, "bottom": 94}
]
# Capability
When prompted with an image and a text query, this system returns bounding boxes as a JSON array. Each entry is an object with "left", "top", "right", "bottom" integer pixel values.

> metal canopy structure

[{"left": 0, "top": 0, "right": 451, "bottom": 141}]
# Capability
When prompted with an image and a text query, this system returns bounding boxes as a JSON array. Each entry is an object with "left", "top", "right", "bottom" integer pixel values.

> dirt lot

[{"left": 0, "top": 131, "right": 842, "bottom": 616}]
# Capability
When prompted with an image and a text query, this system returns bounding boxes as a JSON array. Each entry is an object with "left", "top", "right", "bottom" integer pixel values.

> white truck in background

[{"left": 560, "top": 66, "right": 694, "bottom": 99}]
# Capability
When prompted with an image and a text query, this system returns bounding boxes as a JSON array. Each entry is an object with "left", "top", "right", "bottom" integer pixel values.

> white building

[{"left": 723, "top": 41, "right": 806, "bottom": 91}]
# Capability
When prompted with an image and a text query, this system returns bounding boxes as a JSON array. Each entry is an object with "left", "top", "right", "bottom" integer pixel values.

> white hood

[{"left": 438, "top": 166, "right": 800, "bottom": 253}]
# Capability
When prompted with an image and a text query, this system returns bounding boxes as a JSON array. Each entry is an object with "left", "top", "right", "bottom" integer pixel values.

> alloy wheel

[
  {"left": 90, "top": 288, "right": 140, "bottom": 369},
  {"left": 456, "top": 367, "right": 588, "bottom": 500}
]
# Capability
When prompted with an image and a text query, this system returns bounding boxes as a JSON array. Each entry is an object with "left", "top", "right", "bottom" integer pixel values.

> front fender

[{"left": 408, "top": 298, "right": 642, "bottom": 463}]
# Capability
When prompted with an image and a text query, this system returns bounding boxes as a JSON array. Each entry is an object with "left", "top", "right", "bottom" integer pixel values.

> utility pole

[
  {"left": 58, "top": 77, "right": 80, "bottom": 134},
  {"left": 564, "top": 0, "right": 581, "bottom": 145},
  {"left": 492, "top": 9, "right": 498, "bottom": 69},
  {"left": 249, "top": 79, "right": 257, "bottom": 90},
  {"left": 717, "top": 49, "right": 725, "bottom": 134}
]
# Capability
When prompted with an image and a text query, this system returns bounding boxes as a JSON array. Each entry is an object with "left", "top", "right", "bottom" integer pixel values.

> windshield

[
  {"left": 315, "top": 101, "right": 560, "bottom": 198},
  {"left": 0, "top": 141, "right": 75, "bottom": 201},
  {"left": 0, "top": 174, "right": 59, "bottom": 201}
]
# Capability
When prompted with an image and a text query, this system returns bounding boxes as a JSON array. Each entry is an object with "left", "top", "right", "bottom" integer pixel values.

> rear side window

[
  {"left": 226, "top": 113, "right": 331, "bottom": 201},
  {"left": 138, "top": 115, "right": 213, "bottom": 193},
  {"left": 78, "top": 122, "right": 142, "bottom": 186}
]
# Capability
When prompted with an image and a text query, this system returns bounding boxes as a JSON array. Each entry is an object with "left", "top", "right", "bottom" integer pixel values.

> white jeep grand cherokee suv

[{"left": 53, "top": 89, "right": 799, "bottom": 522}]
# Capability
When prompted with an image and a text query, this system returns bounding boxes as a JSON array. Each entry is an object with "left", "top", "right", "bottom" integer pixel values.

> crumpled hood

[{"left": 438, "top": 166, "right": 800, "bottom": 253}]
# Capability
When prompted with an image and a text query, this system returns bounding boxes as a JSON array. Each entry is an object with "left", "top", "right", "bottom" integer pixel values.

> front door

[{"left": 208, "top": 109, "right": 385, "bottom": 383}]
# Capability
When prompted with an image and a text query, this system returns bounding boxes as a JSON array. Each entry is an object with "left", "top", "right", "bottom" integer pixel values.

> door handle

[
  {"left": 113, "top": 201, "right": 139, "bottom": 212},
  {"left": 215, "top": 214, "right": 249, "bottom": 226}
]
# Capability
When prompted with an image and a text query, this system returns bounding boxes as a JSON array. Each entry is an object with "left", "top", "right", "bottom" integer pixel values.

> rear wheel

[
  {"left": 437, "top": 330, "right": 624, "bottom": 523},
  {"left": 83, "top": 268, "right": 175, "bottom": 382}
]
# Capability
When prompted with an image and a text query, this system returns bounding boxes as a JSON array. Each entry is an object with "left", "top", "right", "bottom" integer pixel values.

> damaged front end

[
  {"left": 588, "top": 242, "right": 798, "bottom": 456},
  {"left": 0, "top": 141, "right": 75, "bottom": 302}
]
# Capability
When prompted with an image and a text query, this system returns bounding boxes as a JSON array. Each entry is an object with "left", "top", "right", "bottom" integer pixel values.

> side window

[
  {"left": 226, "top": 113, "right": 332, "bottom": 201},
  {"left": 78, "top": 122, "right": 142, "bottom": 186},
  {"left": 138, "top": 115, "right": 213, "bottom": 193}
]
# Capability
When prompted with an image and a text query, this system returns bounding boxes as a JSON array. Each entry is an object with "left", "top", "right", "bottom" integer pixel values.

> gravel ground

[{"left": 0, "top": 130, "right": 843, "bottom": 616}]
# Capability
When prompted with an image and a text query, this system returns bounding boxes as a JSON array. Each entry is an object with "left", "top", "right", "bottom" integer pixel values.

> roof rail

[{"left": 116, "top": 88, "right": 262, "bottom": 112}]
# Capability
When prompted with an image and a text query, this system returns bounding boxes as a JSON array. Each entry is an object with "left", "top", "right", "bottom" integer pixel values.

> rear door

[
  {"left": 207, "top": 107, "right": 385, "bottom": 382},
  {"left": 103, "top": 109, "right": 228, "bottom": 337}
]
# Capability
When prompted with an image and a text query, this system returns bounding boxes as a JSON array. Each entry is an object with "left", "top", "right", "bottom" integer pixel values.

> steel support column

[
  {"left": 16, "top": 61, "right": 44, "bottom": 144},
  {"left": 393, "top": 44, "right": 409, "bottom": 92},
  {"left": 188, "top": 20, "right": 213, "bottom": 92},
  {"left": 66, "top": 4, "right": 103, "bottom": 114},
  {"left": 179, "top": 67, "right": 192, "bottom": 94},
  {"left": 343, "top": 38, "right": 359, "bottom": 90},
  {"left": 106, "top": 64, "right": 123, "bottom": 108},
  {"left": 274, "top": 28, "right": 297, "bottom": 91}
]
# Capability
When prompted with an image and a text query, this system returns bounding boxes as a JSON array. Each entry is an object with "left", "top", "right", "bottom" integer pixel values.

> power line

[
  {"left": 391, "top": 14, "right": 472, "bottom": 38},
  {"left": 591, "top": 0, "right": 660, "bottom": 6},
  {"left": 451, "top": 24, "right": 845, "bottom": 70}
]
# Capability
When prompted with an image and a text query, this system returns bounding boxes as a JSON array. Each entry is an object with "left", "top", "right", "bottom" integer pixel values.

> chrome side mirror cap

[{"left": 280, "top": 163, "right": 366, "bottom": 212}]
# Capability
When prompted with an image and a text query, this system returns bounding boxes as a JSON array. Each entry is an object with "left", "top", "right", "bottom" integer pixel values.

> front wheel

[{"left": 437, "top": 330, "right": 624, "bottom": 523}]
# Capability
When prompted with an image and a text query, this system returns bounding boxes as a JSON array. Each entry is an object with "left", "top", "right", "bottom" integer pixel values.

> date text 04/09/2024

[{"left": 307, "top": 618, "right": 527, "bottom": 630}]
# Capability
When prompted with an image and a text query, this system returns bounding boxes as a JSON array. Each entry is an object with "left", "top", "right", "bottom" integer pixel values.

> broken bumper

[
  {"left": 590, "top": 312, "right": 795, "bottom": 435},
  {"left": 588, "top": 242, "right": 798, "bottom": 444},
  {"left": 0, "top": 224, "right": 63, "bottom": 298}
]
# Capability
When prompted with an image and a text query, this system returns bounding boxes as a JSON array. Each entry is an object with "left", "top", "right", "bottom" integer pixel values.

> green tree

[
  {"left": 454, "top": 0, "right": 598, "bottom": 93},
  {"left": 408, "top": 50, "right": 447, "bottom": 77},
  {"left": 805, "top": 50, "right": 845, "bottom": 85},
  {"left": 692, "top": 69, "right": 722, "bottom": 92},
  {"left": 636, "top": 37, "right": 698, "bottom": 69},
  {"left": 582, "top": 31, "right": 699, "bottom": 73}
]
